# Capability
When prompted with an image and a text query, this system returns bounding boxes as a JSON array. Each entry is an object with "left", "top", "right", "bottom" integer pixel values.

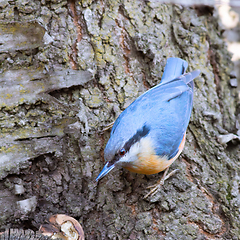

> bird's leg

[{"left": 143, "top": 168, "right": 179, "bottom": 199}]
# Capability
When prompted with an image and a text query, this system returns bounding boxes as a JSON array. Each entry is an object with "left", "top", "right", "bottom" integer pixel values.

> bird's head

[{"left": 96, "top": 125, "right": 151, "bottom": 181}]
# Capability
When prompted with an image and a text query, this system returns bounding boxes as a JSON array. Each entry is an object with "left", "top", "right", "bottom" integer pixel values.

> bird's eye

[{"left": 119, "top": 148, "right": 126, "bottom": 156}]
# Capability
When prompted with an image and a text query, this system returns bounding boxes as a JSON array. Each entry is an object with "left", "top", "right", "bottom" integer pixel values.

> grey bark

[
  {"left": 0, "top": 1, "right": 240, "bottom": 239},
  {"left": 0, "top": 229, "right": 51, "bottom": 239}
]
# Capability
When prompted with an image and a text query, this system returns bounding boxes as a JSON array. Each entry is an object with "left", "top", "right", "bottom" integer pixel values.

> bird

[{"left": 96, "top": 57, "right": 200, "bottom": 198}]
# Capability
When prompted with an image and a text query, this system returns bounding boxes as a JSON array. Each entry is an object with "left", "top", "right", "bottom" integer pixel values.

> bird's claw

[
  {"left": 143, "top": 181, "right": 163, "bottom": 199},
  {"left": 101, "top": 121, "right": 115, "bottom": 133},
  {"left": 143, "top": 169, "right": 180, "bottom": 199}
]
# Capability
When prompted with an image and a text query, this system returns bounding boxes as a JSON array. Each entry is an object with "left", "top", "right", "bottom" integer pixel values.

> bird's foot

[
  {"left": 143, "top": 168, "right": 180, "bottom": 199},
  {"left": 101, "top": 121, "right": 115, "bottom": 132}
]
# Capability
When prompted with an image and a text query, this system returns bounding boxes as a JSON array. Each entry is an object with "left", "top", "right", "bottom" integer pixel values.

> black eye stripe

[
  {"left": 123, "top": 124, "right": 150, "bottom": 153},
  {"left": 108, "top": 124, "right": 150, "bottom": 166}
]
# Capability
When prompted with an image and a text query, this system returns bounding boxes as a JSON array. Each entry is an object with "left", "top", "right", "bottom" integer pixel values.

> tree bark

[{"left": 0, "top": 1, "right": 240, "bottom": 239}]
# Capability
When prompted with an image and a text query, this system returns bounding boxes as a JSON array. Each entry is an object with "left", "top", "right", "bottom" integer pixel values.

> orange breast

[
  {"left": 124, "top": 154, "right": 173, "bottom": 175},
  {"left": 124, "top": 133, "right": 186, "bottom": 175}
]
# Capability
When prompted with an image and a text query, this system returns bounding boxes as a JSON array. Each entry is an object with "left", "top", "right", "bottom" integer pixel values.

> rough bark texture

[
  {"left": 0, "top": 228, "right": 52, "bottom": 240},
  {"left": 0, "top": 0, "right": 240, "bottom": 239}
]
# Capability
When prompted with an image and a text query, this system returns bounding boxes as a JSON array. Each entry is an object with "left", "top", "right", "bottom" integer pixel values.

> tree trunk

[{"left": 0, "top": 1, "right": 240, "bottom": 239}]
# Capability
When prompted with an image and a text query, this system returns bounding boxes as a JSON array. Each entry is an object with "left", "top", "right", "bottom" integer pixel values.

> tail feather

[
  {"left": 177, "top": 70, "right": 201, "bottom": 85},
  {"left": 161, "top": 58, "right": 188, "bottom": 84}
]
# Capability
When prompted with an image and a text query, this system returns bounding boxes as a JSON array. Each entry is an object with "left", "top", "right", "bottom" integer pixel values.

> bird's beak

[{"left": 96, "top": 162, "right": 115, "bottom": 182}]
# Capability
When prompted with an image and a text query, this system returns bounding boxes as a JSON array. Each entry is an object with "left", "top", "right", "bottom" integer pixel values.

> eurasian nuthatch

[{"left": 96, "top": 57, "right": 200, "bottom": 196}]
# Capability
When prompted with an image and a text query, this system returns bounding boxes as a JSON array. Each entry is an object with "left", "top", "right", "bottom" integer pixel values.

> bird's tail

[
  {"left": 161, "top": 57, "right": 188, "bottom": 84},
  {"left": 176, "top": 70, "right": 201, "bottom": 85},
  {"left": 159, "top": 58, "right": 200, "bottom": 101}
]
